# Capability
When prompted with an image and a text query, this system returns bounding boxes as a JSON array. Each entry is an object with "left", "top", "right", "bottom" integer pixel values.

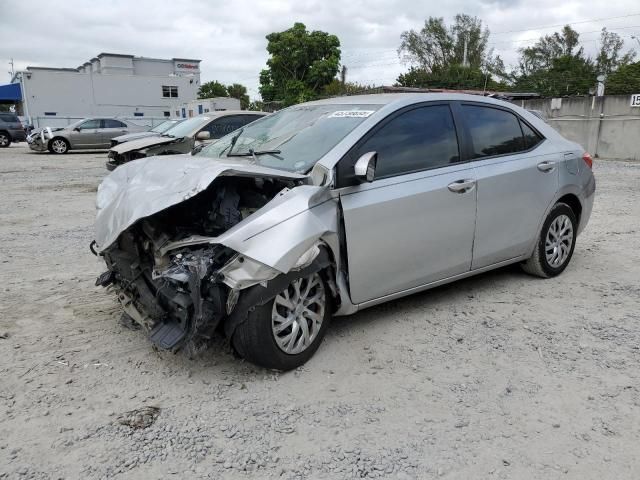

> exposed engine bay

[{"left": 96, "top": 175, "right": 303, "bottom": 352}]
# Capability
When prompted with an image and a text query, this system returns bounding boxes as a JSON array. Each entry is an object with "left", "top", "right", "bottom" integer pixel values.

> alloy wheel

[
  {"left": 51, "top": 139, "right": 67, "bottom": 153},
  {"left": 545, "top": 214, "right": 574, "bottom": 268},
  {"left": 271, "top": 273, "right": 326, "bottom": 355},
  {"left": 0, "top": 134, "right": 8, "bottom": 146}
]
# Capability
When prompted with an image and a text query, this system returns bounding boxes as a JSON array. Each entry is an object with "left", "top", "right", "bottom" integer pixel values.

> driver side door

[
  {"left": 69, "top": 119, "right": 102, "bottom": 148},
  {"left": 337, "top": 103, "right": 477, "bottom": 305}
]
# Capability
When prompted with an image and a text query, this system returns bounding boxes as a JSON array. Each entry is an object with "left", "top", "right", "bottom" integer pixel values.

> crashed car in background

[
  {"left": 110, "top": 118, "right": 184, "bottom": 147},
  {"left": 93, "top": 94, "right": 595, "bottom": 370},
  {"left": 28, "top": 117, "right": 148, "bottom": 154},
  {"left": 105, "top": 111, "right": 267, "bottom": 171}
]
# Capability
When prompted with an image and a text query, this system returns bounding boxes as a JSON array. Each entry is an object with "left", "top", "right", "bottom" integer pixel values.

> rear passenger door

[
  {"left": 338, "top": 103, "right": 477, "bottom": 305},
  {"left": 101, "top": 119, "right": 129, "bottom": 146},
  {"left": 461, "top": 104, "right": 558, "bottom": 269}
]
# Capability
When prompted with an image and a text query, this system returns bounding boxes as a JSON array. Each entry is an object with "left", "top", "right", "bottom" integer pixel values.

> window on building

[
  {"left": 461, "top": 105, "right": 528, "bottom": 158},
  {"left": 133, "top": 112, "right": 144, "bottom": 117},
  {"left": 163, "top": 111, "right": 170, "bottom": 117},
  {"left": 175, "top": 110, "right": 180, "bottom": 117},
  {"left": 162, "top": 86, "right": 179, "bottom": 98},
  {"left": 44, "top": 112, "right": 57, "bottom": 116}
]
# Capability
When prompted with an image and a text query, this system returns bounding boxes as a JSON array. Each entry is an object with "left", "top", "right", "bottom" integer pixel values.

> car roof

[
  {"left": 192, "top": 111, "right": 267, "bottom": 117},
  {"left": 303, "top": 93, "right": 515, "bottom": 109}
]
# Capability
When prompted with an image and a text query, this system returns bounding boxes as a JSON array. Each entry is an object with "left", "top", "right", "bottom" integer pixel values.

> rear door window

[
  {"left": 462, "top": 105, "right": 526, "bottom": 158},
  {"left": 0, "top": 113, "right": 19, "bottom": 124},
  {"left": 104, "top": 119, "right": 127, "bottom": 128},
  {"left": 204, "top": 115, "right": 257, "bottom": 139}
]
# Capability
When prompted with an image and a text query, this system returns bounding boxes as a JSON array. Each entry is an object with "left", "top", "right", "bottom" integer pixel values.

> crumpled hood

[
  {"left": 110, "top": 135, "right": 177, "bottom": 153},
  {"left": 94, "top": 154, "right": 305, "bottom": 251}
]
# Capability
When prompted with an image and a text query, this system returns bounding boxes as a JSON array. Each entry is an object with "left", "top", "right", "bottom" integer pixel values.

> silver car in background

[
  {"left": 93, "top": 94, "right": 595, "bottom": 370},
  {"left": 110, "top": 119, "right": 184, "bottom": 147},
  {"left": 28, "top": 117, "right": 148, "bottom": 154},
  {"left": 106, "top": 111, "right": 268, "bottom": 170}
]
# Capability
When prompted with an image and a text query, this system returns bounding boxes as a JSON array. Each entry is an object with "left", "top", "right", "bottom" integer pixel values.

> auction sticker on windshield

[{"left": 329, "top": 110, "right": 375, "bottom": 118}]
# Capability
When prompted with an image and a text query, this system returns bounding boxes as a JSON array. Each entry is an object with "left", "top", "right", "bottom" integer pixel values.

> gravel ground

[{"left": 1, "top": 144, "right": 639, "bottom": 480}]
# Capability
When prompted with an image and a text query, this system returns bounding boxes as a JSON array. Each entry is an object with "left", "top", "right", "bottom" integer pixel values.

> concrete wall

[
  {"left": 20, "top": 67, "right": 200, "bottom": 120},
  {"left": 519, "top": 95, "right": 640, "bottom": 160}
]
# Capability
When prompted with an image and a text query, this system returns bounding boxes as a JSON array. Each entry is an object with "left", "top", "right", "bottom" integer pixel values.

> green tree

[
  {"left": 518, "top": 25, "right": 582, "bottom": 75},
  {"left": 596, "top": 28, "right": 636, "bottom": 76},
  {"left": 198, "top": 80, "right": 228, "bottom": 99},
  {"left": 396, "top": 64, "right": 506, "bottom": 91},
  {"left": 398, "top": 14, "right": 501, "bottom": 71},
  {"left": 397, "top": 14, "right": 506, "bottom": 90},
  {"left": 514, "top": 55, "right": 596, "bottom": 96},
  {"left": 227, "top": 83, "right": 250, "bottom": 109},
  {"left": 606, "top": 61, "right": 640, "bottom": 94},
  {"left": 259, "top": 22, "right": 341, "bottom": 106}
]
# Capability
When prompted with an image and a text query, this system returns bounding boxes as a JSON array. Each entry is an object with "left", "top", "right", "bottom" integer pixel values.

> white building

[
  {"left": 11, "top": 53, "right": 202, "bottom": 127},
  {"left": 176, "top": 97, "right": 241, "bottom": 118}
]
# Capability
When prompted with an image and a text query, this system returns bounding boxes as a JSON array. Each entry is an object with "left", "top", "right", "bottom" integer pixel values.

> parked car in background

[
  {"left": 93, "top": 93, "right": 595, "bottom": 370},
  {"left": 27, "top": 118, "right": 148, "bottom": 154},
  {"left": 18, "top": 116, "right": 34, "bottom": 135},
  {"left": 106, "top": 111, "right": 267, "bottom": 171},
  {"left": 0, "top": 112, "right": 27, "bottom": 147},
  {"left": 110, "top": 119, "right": 184, "bottom": 147}
]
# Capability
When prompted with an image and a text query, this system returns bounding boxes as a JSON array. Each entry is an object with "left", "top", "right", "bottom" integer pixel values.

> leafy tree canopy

[
  {"left": 606, "top": 61, "right": 640, "bottom": 95},
  {"left": 259, "top": 22, "right": 341, "bottom": 106},
  {"left": 198, "top": 80, "right": 228, "bottom": 99},
  {"left": 227, "top": 83, "right": 250, "bottom": 110}
]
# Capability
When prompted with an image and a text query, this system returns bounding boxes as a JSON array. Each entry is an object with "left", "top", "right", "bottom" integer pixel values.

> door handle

[
  {"left": 448, "top": 179, "right": 476, "bottom": 193},
  {"left": 537, "top": 161, "right": 556, "bottom": 172}
]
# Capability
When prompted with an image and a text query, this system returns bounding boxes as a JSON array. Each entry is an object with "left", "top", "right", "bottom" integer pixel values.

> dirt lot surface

[{"left": 1, "top": 144, "right": 639, "bottom": 480}]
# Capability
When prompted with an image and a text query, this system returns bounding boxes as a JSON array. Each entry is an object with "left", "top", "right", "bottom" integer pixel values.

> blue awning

[{"left": 0, "top": 83, "right": 22, "bottom": 102}]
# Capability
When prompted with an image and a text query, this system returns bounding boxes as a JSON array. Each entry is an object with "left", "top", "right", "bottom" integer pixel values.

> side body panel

[{"left": 339, "top": 164, "right": 477, "bottom": 304}]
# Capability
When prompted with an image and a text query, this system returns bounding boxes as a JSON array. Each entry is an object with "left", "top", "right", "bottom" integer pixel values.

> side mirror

[
  {"left": 354, "top": 151, "right": 377, "bottom": 183},
  {"left": 73, "top": 127, "right": 81, "bottom": 132},
  {"left": 196, "top": 131, "right": 210, "bottom": 141}
]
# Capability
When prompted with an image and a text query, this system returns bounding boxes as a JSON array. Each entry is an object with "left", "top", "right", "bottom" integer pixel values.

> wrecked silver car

[{"left": 93, "top": 94, "right": 595, "bottom": 370}]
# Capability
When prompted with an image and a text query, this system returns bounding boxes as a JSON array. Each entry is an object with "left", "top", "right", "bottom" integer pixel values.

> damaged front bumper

[{"left": 96, "top": 233, "right": 324, "bottom": 352}]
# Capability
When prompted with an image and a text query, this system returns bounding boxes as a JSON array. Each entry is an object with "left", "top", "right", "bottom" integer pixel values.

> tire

[
  {"left": 48, "top": 137, "right": 69, "bottom": 154},
  {"left": 0, "top": 131, "right": 10, "bottom": 148},
  {"left": 521, "top": 202, "right": 578, "bottom": 278},
  {"left": 232, "top": 271, "right": 332, "bottom": 370}
]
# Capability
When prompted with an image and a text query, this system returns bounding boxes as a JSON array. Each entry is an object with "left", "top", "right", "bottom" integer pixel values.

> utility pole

[
  {"left": 9, "top": 58, "right": 15, "bottom": 80},
  {"left": 462, "top": 35, "right": 469, "bottom": 68}
]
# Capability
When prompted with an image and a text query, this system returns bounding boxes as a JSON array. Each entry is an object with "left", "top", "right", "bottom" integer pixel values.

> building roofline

[
  {"left": 172, "top": 58, "right": 202, "bottom": 63},
  {"left": 27, "top": 66, "right": 79, "bottom": 72},
  {"left": 97, "top": 52, "right": 135, "bottom": 59}
]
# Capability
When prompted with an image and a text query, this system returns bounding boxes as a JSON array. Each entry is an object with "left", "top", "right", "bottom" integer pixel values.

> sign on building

[{"left": 631, "top": 94, "right": 640, "bottom": 107}]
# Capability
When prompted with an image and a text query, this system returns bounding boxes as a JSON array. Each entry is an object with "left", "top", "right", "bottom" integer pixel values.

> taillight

[{"left": 582, "top": 152, "right": 593, "bottom": 169}]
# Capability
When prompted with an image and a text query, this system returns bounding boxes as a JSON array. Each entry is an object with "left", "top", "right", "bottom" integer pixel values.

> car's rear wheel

[
  {"left": 522, "top": 202, "right": 577, "bottom": 278},
  {"left": 0, "top": 131, "right": 10, "bottom": 148},
  {"left": 49, "top": 138, "right": 69, "bottom": 154},
  {"left": 232, "top": 272, "right": 331, "bottom": 370}
]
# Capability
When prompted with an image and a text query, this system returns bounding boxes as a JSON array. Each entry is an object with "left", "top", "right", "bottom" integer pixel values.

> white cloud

[{"left": 1, "top": 0, "right": 638, "bottom": 98}]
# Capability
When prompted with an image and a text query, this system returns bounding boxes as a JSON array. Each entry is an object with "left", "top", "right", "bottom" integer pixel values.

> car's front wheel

[
  {"left": 232, "top": 272, "right": 331, "bottom": 370},
  {"left": 0, "top": 131, "right": 10, "bottom": 148},
  {"left": 522, "top": 202, "right": 577, "bottom": 278},
  {"left": 49, "top": 138, "right": 69, "bottom": 154}
]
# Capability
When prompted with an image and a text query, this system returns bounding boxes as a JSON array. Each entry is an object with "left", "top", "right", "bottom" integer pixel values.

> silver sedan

[{"left": 93, "top": 93, "right": 595, "bottom": 370}]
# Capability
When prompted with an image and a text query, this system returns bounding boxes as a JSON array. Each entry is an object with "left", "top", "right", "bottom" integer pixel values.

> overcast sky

[{"left": 2, "top": 0, "right": 639, "bottom": 99}]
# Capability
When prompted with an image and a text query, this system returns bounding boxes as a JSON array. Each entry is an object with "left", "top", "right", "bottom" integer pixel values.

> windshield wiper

[
  {"left": 227, "top": 149, "right": 281, "bottom": 157},
  {"left": 227, "top": 149, "right": 282, "bottom": 162},
  {"left": 222, "top": 128, "right": 244, "bottom": 157}
]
